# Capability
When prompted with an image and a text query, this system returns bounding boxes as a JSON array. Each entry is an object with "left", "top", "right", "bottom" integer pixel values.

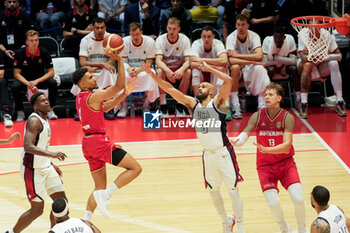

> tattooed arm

[{"left": 310, "top": 218, "right": 330, "bottom": 233}]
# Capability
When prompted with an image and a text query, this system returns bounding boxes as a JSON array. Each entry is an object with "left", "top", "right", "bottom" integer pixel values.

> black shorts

[{"left": 112, "top": 147, "right": 127, "bottom": 166}]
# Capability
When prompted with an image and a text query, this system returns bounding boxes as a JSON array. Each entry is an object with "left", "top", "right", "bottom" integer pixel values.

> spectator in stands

[
  {"left": 226, "top": 13, "right": 270, "bottom": 118},
  {"left": 118, "top": 22, "right": 159, "bottom": 117},
  {"left": 222, "top": 0, "right": 248, "bottom": 41},
  {"left": 160, "top": 0, "right": 192, "bottom": 38},
  {"left": 124, "top": 0, "right": 160, "bottom": 39},
  {"left": 77, "top": 17, "right": 116, "bottom": 120},
  {"left": 0, "top": 50, "right": 13, "bottom": 126},
  {"left": 242, "top": 0, "right": 279, "bottom": 41},
  {"left": 156, "top": 17, "right": 191, "bottom": 118},
  {"left": 262, "top": 23, "right": 300, "bottom": 106},
  {"left": 13, "top": 30, "right": 58, "bottom": 120},
  {"left": 0, "top": 0, "right": 33, "bottom": 64},
  {"left": 70, "top": 0, "right": 97, "bottom": 10},
  {"left": 97, "top": 0, "right": 127, "bottom": 30},
  {"left": 193, "top": 0, "right": 224, "bottom": 29},
  {"left": 190, "top": 0, "right": 218, "bottom": 28},
  {"left": 62, "top": 0, "right": 96, "bottom": 59},
  {"left": 30, "top": 0, "right": 66, "bottom": 41},
  {"left": 189, "top": 26, "right": 231, "bottom": 120}
]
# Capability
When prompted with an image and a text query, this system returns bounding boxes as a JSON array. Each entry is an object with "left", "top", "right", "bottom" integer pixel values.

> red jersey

[
  {"left": 256, "top": 108, "right": 294, "bottom": 166},
  {"left": 76, "top": 92, "right": 105, "bottom": 135}
]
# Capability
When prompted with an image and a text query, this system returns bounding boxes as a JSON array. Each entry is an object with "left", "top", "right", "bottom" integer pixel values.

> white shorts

[
  {"left": 202, "top": 146, "right": 241, "bottom": 190},
  {"left": 20, "top": 164, "right": 64, "bottom": 202}
]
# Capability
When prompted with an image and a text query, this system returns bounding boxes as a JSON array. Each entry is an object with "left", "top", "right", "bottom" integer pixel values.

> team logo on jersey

[
  {"left": 176, "top": 47, "right": 179, "bottom": 50},
  {"left": 18, "top": 20, "right": 22, "bottom": 25},
  {"left": 276, "top": 122, "right": 281, "bottom": 129},
  {"left": 270, "top": 123, "right": 274, "bottom": 129},
  {"left": 86, "top": 16, "right": 89, "bottom": 20},
  {"left": 143, "top": 110, "right": 161, "bottom": 129},
  {"left": 143, "top": 51, "right": 146, "bottom": 54},
  {"left": 23, "top": 60, "right": 28, "bottom": 66},
  {"left": 261, "top": 122, "right": 266, "bottom": 126}
]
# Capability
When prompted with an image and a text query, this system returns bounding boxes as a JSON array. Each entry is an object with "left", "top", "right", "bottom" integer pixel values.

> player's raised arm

[
  {"left": 0, "top": 132, "right": 21, "bottom": 144},
  {"left": 231, "top": 111, "right": 259, "bottom": 146},
  {"left": 141, "top": 62, "right": 196, "bottom": 110}
]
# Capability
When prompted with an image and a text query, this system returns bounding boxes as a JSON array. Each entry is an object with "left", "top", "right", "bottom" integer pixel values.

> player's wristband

[{"left": 235, "top": 132, "right": 248, "bottom": 147}]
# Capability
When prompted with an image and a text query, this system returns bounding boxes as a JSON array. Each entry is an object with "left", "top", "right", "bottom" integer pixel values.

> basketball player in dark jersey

[
  {"left": 71, "top": 53, "right": 141, "bottom": 219},
  {"left": 231, "top": 82, "right": 306, "bottom": 233}
]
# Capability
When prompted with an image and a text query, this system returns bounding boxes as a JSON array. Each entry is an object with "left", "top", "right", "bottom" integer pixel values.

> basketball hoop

[{"left": 291, "top": 14, "right": 350, "bottom": 63}]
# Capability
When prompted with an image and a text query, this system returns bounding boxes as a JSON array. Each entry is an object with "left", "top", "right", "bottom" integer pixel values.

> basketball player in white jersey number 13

[
  {"left": 142, "top": 61, "right": 245, "bottom": 233},
  {"left": 5, "top": 92, "right": 68, "bottom": 233},
  {"left": 310, "top": 185, "right": 350, "bottom": 233},
  {"left": 231, "top": 83, "right": 306, "bottom": 233}
]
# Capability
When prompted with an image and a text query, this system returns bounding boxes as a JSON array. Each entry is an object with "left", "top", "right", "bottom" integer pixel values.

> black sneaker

[
  {"left": 104, "top": 110, "right": 116, "bottom": 120},
  {"left": 160, "top": 104, "right": 169, "bottom": 118},
  {"left": 299, "top": 103, "right": 308, "bottom": 119},
  {"left": 336, "top": 101, "right": 347, "bottom": 117}
]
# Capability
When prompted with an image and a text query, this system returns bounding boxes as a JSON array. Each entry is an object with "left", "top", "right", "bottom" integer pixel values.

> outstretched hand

[
  {"left": 198, "top": 61, "right": 210, "bottom": 72},
  {"left": 230, "top": 137, "right": 240, "bottom": 146},
  {"left": 106, "top": 50, "right": 123, "bottom": 61},
  {"left": 141, "top": 62, "right": 152, "bottom": 75},
  {"left": 51, "top": 151, "right": 67, "bottom": 161},
  {"left": 124, "top": 76, "right": 138, "bottom": 96},
  {"left": 253, "top": 142, "right": 269, "bottom": 153}
]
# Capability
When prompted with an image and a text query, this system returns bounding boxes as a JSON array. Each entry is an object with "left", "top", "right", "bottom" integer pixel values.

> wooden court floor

[{"left": 1, "top": 134, "right": 350, "bottom": 233}]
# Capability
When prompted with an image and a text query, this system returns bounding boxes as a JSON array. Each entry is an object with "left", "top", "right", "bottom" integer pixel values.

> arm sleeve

[
  {"left": 79, "top": 37, "right": 89, "bottom": 57},
  {"left": 155, "top": 37, "right": 164, "bottom": 55}
]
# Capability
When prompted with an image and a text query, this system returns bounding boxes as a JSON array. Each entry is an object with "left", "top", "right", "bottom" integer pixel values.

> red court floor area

[{"left": 1, "top": 107, "right": 349, "bottom": 170}]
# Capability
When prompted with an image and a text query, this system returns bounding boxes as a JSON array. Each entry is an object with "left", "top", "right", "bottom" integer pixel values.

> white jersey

[
  {"left": 79, "top": 31, "right": 110, "bottom": 63},
  {"left": 193, "top": 99, "right": 230, "bottom": 150},
  {"left": 318, "top": 204, "right": 349, "bottom": 233},
  {"left": 22, "top": 112, "right": 51, "bottom": 169},
  {"left": 298, "top": 28, "right": 338, "bottom": 53},
  {"left": 190, "top": 38, "right": 226, "bottom": 59},
  {"left": 226, "top": 30, "right": 261, "bottom": 54},
  {"left": 121, "top": 35, "right": 155, "bottom": 67},
  {"left": 50, "top": 218, "right": 94, "bottom": 233},
  {"left": 155, "top": 33, "right": 191, "bottom": 69},
  {"left": 262, "top": 34, "right": 296, "bottom": 59}
]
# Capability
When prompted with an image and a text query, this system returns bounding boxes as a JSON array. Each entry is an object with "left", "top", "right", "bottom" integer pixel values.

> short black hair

[
  {"left": 71, "top": 67, "right": 88, "bottom": 85},
  {"left": 92, "top": 17, "right": 105, "bottom": 26},
  {"left": 273, "top": 22, "right": 288, "bottom": 35},
  {"left": 312, "top": 185, "right": 330, "bottom": 207},
  {"left": 202, "top": 25, "right": 215, "bottom": 35},
  {"left": 198, "top": 0, "right": 210, "bottom": 5},
  {"left": 30, "top": 92, "right": 45, "bottom": 107},
  {"left": 52, "top": 198, "right": 67, "bottom": 214}
]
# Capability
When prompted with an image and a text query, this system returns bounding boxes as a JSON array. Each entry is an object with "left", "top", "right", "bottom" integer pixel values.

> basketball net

[{"left": 291, "top": 16, "right": 335, "bottom": 63}]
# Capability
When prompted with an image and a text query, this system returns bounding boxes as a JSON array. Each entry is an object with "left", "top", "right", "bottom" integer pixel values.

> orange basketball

[{"left": 103, "top": 34, "right": 124, "bottom": 54}]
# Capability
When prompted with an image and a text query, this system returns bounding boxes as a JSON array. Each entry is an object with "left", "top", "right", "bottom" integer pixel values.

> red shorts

[
  {"left": 82, "top": 134, "right": 117, "bottom": 172},
  {"left": 257, "top": 157, "right": 300, "bottom": 192}
]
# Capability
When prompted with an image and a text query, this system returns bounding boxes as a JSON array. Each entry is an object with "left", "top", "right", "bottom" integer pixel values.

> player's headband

[{"left": 52, "top": 199, "right": 68, "bottom": 218}]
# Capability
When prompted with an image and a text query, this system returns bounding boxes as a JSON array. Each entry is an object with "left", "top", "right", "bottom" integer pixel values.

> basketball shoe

[
  {"left": 299, "top": 103, "right": 308, "bottom": 119},
  {"left": 336, "top": 101, "right": 347, "bottom": 117},
  {"left": 93, "top": 189, "right": 110, "bottom": 217},
  {"left": 222, "top": 215, "right": 235, "bottom": 233},
  {"left": 231, "top": 104, "right": 242, "bottom": 119}
]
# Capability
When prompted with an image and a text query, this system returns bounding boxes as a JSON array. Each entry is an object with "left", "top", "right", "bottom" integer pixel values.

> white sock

[
  {"left": 288, "top": 183, "right": 306, "bottom": 233},
  {"left": 9, "top": 230, "right": 14, "bottom": 233},
  {"left": 230, "top": 92, "right": 239, "bottom": 106},
  {"left": 209, "top": 189, "right": 227, "bottom": 222},
  {"left": 335, "top": 91, "right": 343, "bottom": 102},
  {"left": 83, "top": 210, "right": 93, "bottom": 221},
  {"left": 295, "top": 91, "right": 301, "bottom": 102},
  {"left": 228, "top": 189, "right": 245, "bottom": 233},
  {"left": 301, "top": 93, "right": 308, "bottom": 104},
  {"left": 160, "top": 94, "right": 166, "bottom": 105},
  {"left": 264, "top": 189, "right": 290, "bottom": 232},
  {"left": 258, "top": 95, "right": 265, "bottom": 107},
  {"left": 106, "top": 182, "right": 118, "bottom": 197}
]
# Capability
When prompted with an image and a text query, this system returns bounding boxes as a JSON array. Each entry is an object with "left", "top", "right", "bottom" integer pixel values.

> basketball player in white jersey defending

[
  {"left": 231, "top": 83, "right": 306, "bottom": 233},
  {"left": 142, "top": 61, "right": 245, "bottom": 233},
  {"left": 50, "top": 198, "right": 101, "bottom": 233},
  {"left": 0, "top": 132, "right": 21, "bottom": 144},
  {"left": 155, "top": 17, "right": 192, "bottom": 118},
  {"left": 226, "top": 13, "right": 270, "bottom": 118},
  {"left": 6, "top": 92, "right": 68, "bottom": 233},
  {"left": 298, "top": 27, "right": 347, "bottom": 118},
  {"left": 311, "top": 185, "right": 350, "bottom": 233},
  {"left": 117, "top": 22, "right": 159, "bottom": 117}
]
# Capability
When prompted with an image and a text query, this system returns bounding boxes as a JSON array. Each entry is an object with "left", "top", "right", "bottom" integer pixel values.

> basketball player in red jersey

[
  {"left": 231, "top": 83, "right": 306, "bottom": 233},
  {"left": 71, "top": 53, "right": 141, "bottom": 219}
]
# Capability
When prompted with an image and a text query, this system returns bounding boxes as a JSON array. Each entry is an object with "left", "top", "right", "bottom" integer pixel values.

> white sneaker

[
  {"left": 93, "top": 190, "right": 110, "bottom": 217},
  {"left": 16, "top": 111, "right": 25, "bottom": 121},
  {"left": 48, "top": 110, "right": 58, "bottom": 120},
  {"left": 116, "top": 106, "right": 127, "bottom": 118},
  {"left": 175, "top": 108, "right": 186, "bottom": 118},
  {"left": 232, "top": 105, "right": 243, "bottom": 119},
  {"left": 3, "top": 114, "right": 13, "bottom": 127},
  {"left": 222, "top": 215, "right": 235, "bottom": 233}
]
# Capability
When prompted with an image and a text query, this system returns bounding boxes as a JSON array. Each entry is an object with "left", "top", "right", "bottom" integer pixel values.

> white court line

[
  {"left": 291, "top": 108, "right": 350, "bottom": 173},
  {"left": 0, "top": 185, "right": 191, "bottom": 233},
  {"left": 0, "top": 133, "right": 314, "bottom": 151}
]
